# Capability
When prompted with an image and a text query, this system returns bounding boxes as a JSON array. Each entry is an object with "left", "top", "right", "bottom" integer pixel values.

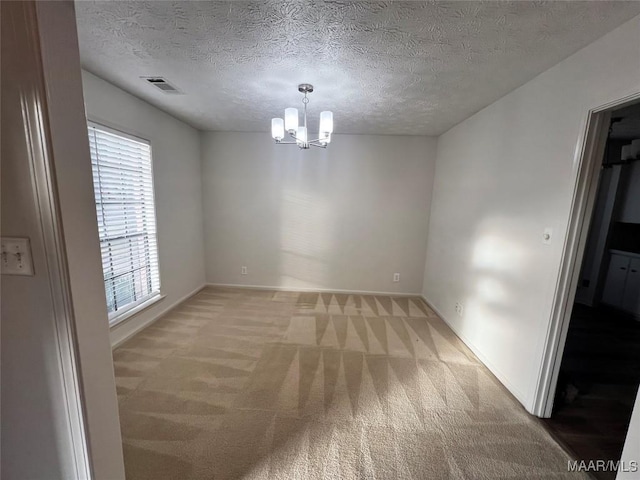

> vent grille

[{"left": 141, "top": 77, "right": 182, "bottom": 94}]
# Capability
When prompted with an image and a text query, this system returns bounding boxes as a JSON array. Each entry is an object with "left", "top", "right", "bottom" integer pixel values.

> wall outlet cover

[{"left": 1, "top": 237, "right": 34, "bottom": 276}]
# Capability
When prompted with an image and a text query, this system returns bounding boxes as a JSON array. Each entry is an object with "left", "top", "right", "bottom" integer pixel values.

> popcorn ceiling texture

[{"left": 75, "top": 1, "right": 640, "bottom": 135}]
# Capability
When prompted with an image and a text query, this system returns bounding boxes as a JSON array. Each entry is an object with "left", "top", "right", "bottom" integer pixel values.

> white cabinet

[{"left": 602, "top": 252, "right": 640, "bottom": 316}]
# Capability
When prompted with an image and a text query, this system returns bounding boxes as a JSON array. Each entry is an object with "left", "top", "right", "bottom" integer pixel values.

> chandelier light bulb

[
  {"left": 271, "top": 118, "right": 284, "bottom": 141},
  {"left": 284, "top": 108, "right": 299, "bottom": 132},
  {"left": 296, "top": 126, "right": 308, "bottom": 145},
  {"left": 318, "top": 125, "right": 329, "bottom": 143},
  {"left": 319, "top": 111, "right": 333, "bottom": 136}
]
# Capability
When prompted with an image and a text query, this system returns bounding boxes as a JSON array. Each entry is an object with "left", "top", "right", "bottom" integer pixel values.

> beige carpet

[{"left": 113, "top": 287, "right": 586, "bottom": 479}]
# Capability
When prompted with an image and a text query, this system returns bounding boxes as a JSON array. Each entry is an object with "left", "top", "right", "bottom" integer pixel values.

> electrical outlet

[
  {"left": 393, "top": 273, "right": 400, "bottom": 282},
  {"left": 241, "top": 266, "right": 247, "bottom": 275}
]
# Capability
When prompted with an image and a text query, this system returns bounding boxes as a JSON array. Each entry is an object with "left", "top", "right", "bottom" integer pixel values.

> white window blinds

[{"left": 88, "top": 123, "right": 161, "bottom": 322}]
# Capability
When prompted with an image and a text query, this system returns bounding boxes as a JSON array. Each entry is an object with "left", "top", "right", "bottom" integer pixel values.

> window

[{"left": 88, "top": 123, "right": 161, "bottom": 323}]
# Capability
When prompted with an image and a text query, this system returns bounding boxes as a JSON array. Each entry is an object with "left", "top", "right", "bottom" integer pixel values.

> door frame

[
  {"left": 533, "top": 91, "right": 640, "bottom": 418},
  {"left": 2, "top": 1, "right": 92, "bottom": 477}
]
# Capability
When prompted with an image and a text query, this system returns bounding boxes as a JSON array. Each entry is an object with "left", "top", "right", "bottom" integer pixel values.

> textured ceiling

[{"left": 75, "top": 1, "right": 640, "bottom": 136}]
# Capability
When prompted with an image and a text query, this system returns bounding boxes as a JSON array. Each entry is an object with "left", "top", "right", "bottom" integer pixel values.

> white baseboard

[
  {"left": 205, "top": 282, "right": 420, "bottom": 297},
  {"left": 111, "top": 283, "right": 420, "bottom": 348},
  {"left": 110, "top": 284, "right": 207, "bottom": 348},
  {"left": 420, "top": 294, "right": 532, "bottom": 412}
]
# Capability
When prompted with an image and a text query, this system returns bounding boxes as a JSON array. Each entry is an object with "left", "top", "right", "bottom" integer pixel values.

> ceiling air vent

[{"left": 141, "top": 77, "right": 182, "bottom": 94}]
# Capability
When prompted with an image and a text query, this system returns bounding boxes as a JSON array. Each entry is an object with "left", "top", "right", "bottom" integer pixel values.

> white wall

[
  {"left": 81, "top": 71, "right": 206, "bottom": 345},
  {"left": 423, "top": 14, "right": 640, "bottom": 412},
  {"left": 202, "top": 132, "right": 436, "bottom": 294}
]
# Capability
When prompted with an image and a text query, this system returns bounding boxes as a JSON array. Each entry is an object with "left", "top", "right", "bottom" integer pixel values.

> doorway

[{"left": 542, "top": 101, "right": 640, "bottom": 479}]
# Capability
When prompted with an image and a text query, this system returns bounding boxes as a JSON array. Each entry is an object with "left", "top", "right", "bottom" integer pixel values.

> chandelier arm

[
  {"left": 275, "top": 140, "right": 298, "bottom": 144},
  {"left": 309, "top": 142, "right": 327, "bottom": 149}
]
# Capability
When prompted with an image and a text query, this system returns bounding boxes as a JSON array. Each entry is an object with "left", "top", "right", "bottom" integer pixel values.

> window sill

[{"left": 109, "top": 293, "right": 165, "bottom": 329}]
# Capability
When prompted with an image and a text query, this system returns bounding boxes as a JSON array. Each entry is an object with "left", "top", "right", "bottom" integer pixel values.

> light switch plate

[{"left": 1, "top": 237, "right": 34, "bottom": 276}]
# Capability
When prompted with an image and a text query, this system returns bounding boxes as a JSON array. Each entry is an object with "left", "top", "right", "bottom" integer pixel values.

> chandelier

[{"left": 271, "top": 84, "right": 334, "bottom": 149}]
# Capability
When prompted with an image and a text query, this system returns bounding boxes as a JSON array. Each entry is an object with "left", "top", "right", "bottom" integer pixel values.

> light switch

[
  {"left": 542, "top": 227, "right": 553, "bottom": 245},
  {"left": 1, "top": 237, "right": 34, "bottom": 276}
]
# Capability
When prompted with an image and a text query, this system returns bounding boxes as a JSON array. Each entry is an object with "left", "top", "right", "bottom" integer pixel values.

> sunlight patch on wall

[
  {"left": 279, "top": 189, "right": 333, "bottom": 286},
  {"left": 471, "top": 234, "right": 526, "bottom": 272},
  {"left": 474, "top": 277, "right": 508, "bottom": 305},
  {"left": 458, "top": 221, "right": 536, "bottom": 401}
]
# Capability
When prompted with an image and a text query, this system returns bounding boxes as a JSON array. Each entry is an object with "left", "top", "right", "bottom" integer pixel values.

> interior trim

[
  {"left": 12, "top": 2, "right": 92, "bottom": 476},
  {"left": 420, "top": 294, "right": 530, "bottom": 412},
  {"left": 110, "top": 284, "right": 206, "bottom": 348},
  {"left": 533, "top": 90, "right": 640, "bottom": 419},
  {"left": 205, "top": 282, "right": 421, "bottom": 297},
  {"left": 109, "top": 293, "right": 165, "bottom": 328}
]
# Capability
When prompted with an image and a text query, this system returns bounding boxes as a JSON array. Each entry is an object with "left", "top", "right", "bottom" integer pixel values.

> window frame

[{"left": 87, "top": 120, "right": 163, "bottom": 326}]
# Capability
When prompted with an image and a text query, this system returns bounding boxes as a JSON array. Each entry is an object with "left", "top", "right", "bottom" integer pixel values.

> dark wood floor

[{"left": 543, "top": 304, "right": 640, "bottom": 480}]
